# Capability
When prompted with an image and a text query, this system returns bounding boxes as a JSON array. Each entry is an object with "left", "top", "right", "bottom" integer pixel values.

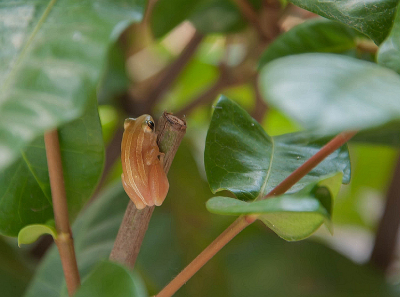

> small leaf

[
  {"left": 23, "top": 183, "right": 138, "bottom": 297},
  {"left": 259, "top": 18, "right": 360, "bottom": 67},
  {"left": 289, "top": 0, "right": 399, "bottom": 44},
  {"left": 204, "top": 96, "right": 350, "bottom": 201},
  {"left": 378, "top": 3, "right": 400, "bottom": 73},
  {"left": 259, "top": 53, "right": 400, "bottom": 140},
  {"left": 18, "top": 221, "right": 57, "bottom": 247},
  {"left": 207, "top": 173, "right": 343, "bottom": 240},
  {"left": 73, "top": 261, "right": 147, "bottom": 297}
]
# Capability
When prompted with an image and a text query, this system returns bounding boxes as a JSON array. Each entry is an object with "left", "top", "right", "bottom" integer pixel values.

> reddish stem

[
  {"left": 156, "top": 130, "right": 357, "bottom": 297},
  {"left": 44, "top": 130, "right": 81, "bottom": 296},
  {"left": 264, "top": 131, "right": 357, "bottom": 198}
]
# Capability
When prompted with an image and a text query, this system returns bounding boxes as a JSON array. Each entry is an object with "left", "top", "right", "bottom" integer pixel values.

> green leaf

[
  {"left": 378, "top": 3, "right": 400, "bottom": 73},
  {"left": 97, "top": 43, "right": 129, "bottom": 105},
  {"left": 98, "top": 105, "right": 119, "bottom": 144},
  {"left": 222, "top": 231, "right": 397, "bottom": 297},
  {"left": 204, "top": 96, "right": 350, "bottom": 201},
  {"left": 207, "top": 173, "right": 342, "bottom": 241},
  {"left": 151, "top": 0, "right": 200, "bottom": 38},
  {"left": 259, "top": 18, "right": 361, "bottom": 67},
  {"left": 0, "top": 98, "right": 104, "bottom": 237},
  {"left": 73, "top": 261, "right": 146, "bottom": 297},
  {"left": 289, "top": 0, "right": 399, "bottom": 44},
  {"left": 18, "top": 220, "right": 56, "bottom": 246},
  {"left": 0, "top": 237, "right": 33, "bottom": 297},
  {"left": 151, "top": 0, "right": 261, "bottom": 38},
  {"left": 259, "top": 53, "right": 400, "bottom": 140},
  {"left": 0, "top": 0, "right": 145, "bottom": 172}
]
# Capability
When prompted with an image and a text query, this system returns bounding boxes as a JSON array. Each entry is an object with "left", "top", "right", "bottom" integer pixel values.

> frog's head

[{"left": 124, "top": 115, "right": 155, "bottom": 133}]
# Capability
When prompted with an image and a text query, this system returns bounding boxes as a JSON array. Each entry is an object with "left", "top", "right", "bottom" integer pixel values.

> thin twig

[
  {"left": 370, "top": 155, "right": 400, "bottom": 272},
  {"left": 156, "top": 215, "right": 256, "bottom": 297},
  {"left": 264, "top": 131, "right": 357, "bottom": 198},
  {"left": 109, "top": 112, "right": 187, "bottom": 268},
  {"left": 232, "top": 0, "right": 268, "bottom": 40},
  {"left": 175, "top": 77, "right": 228, "bottom": 118},
  {"left": 156, "top": 130, "right": 357, "bottom": 297},
  {"left": 142, "top": 0, "right": 159, "bottom": 25},
  {"left": 44, "top": 130, "right": 80, "bottom": 296},
  {"left": 143, "top": 31, "right": 204, "bottom": 112},
  {"left": 250, "top": 74, "right": 268, "bottom": 123}
]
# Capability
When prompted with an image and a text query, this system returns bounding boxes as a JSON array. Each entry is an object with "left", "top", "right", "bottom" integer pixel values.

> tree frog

[{"left": 121, "top": 115, "right": 169, "bottom": 209}]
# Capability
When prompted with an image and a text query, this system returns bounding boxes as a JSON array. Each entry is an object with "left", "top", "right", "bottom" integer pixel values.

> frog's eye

[{"left": 146, "top": 120, "right": 155, "bottom": 131}]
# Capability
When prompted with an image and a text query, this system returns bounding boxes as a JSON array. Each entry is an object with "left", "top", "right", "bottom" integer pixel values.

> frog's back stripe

[
  {"left": 125, "top": 128, "right": 146, "bottom": 204},
  {"left": 136, "top": 128, "right": 148, "bottom": 186}
]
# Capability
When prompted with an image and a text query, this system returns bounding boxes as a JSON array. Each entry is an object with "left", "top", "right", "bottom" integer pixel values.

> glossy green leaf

[
  {"left": 0, "top": 0, "right": 145, "bottom": 172},
  {"left": 151, "top": 0, "right": 260, "bottom": 38},
  {"left": 204, "top": 96, "right": 350, "bottom": 201},
  {"left": 259, "top": 18, "right": 360, "bottom": 67},
  {"left": 289, "top": 0, "right": 399, "bottom": 44},
  {"left": 378, "top": 3, "right": 400, "bottom": 73},
  {"left": 18, "top": 220, "right": 56, "bottom": 246},
  {"left": 259, "top": 53, "right": 400, "bottom": 140},
  {"left": 207, "top": 173, "right": 342, "bottom": 241},
  {"left": 0, "top": 98, "right": 104, "bottom": 237},
  {"left": 73, "top": 261, "right": 146, "bottom": 297}
]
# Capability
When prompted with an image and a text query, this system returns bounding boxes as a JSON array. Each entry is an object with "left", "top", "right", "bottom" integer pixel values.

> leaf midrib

[{"left": 257, "top": 137, "right": 275, "bottom": 200}]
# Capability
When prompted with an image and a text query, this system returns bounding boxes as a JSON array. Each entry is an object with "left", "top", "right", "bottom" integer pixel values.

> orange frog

[{"left": 121, "top": 115, "right": 169, "bottom": 209}]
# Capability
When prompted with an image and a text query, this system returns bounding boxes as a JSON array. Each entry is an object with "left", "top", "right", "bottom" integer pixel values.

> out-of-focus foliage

[
  {"left": 378, "top": 3, "right": 400, "bottom": 73},
  {"left": 259, "top": 53, "right": 400, "bottom": 141},
  {"left": 0, "top": 237, "right": 32, "bottom": 297},
  {"left": 72, "top": 261, "right": 147, "bottom": 297},
  {"left": 151, "top": 0, "right": 262, "bottom": 38}
]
